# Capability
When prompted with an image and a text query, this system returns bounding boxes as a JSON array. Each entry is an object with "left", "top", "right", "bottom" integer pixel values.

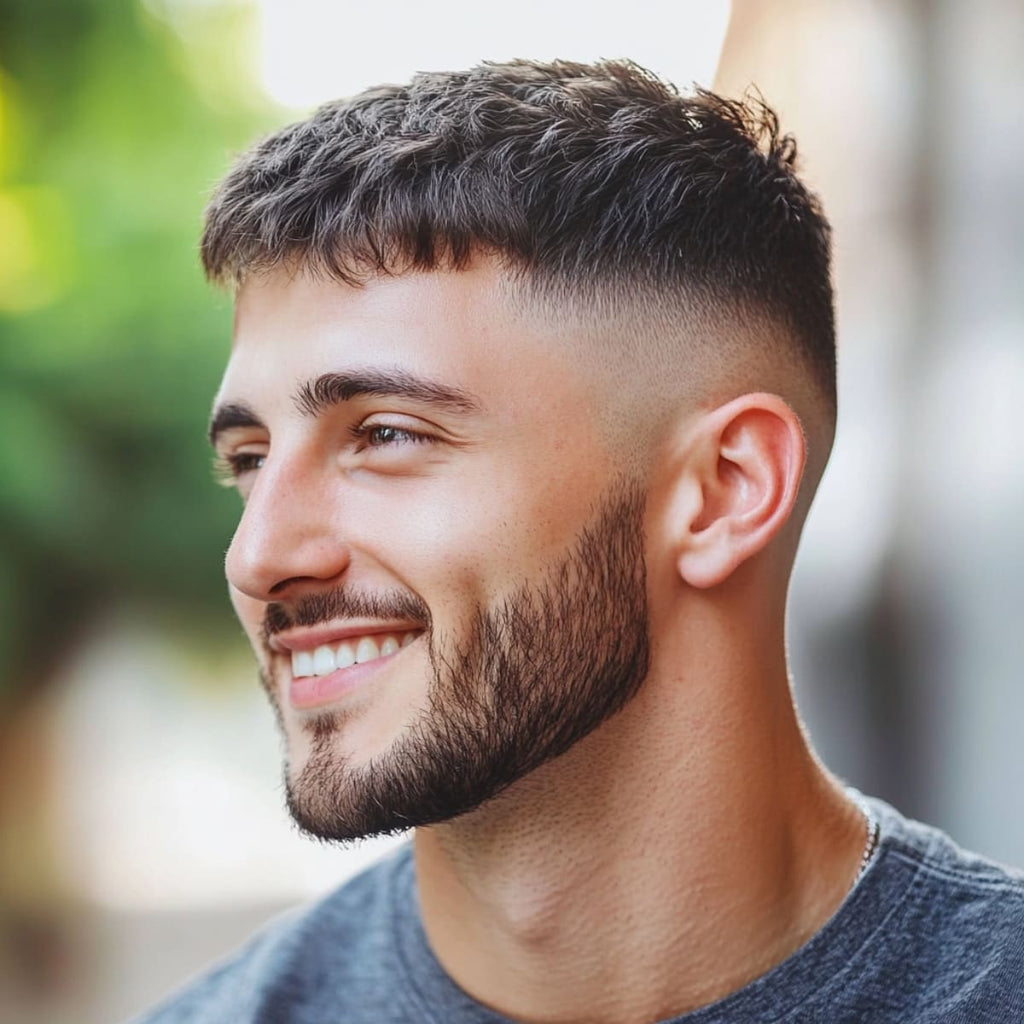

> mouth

[{"left": 281, "top": 628, "right": 424, "bottom": 711}]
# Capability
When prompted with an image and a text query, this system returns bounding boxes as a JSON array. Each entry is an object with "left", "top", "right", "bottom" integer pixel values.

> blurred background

[{"left": 0, "top": 0, "right": 1021, "bottom": 1020}]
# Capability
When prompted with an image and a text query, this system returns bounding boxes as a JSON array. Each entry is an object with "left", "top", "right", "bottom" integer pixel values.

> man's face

[{"left": 212, "top": 263, "right": 650, "bottom": 841}]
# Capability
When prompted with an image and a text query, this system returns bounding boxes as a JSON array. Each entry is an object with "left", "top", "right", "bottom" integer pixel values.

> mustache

[{"left": 261, "top": 587, "right": 431, "bottom": 646}]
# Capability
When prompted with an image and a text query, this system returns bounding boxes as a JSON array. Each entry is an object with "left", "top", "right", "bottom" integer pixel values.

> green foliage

[{"left": 0, "top": 0, "right": 278, "bottom": 703}]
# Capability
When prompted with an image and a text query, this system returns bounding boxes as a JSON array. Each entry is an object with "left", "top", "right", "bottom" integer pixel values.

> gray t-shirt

[{"left": 135, "top": 796, "right": 1024, "bottom": 1023}]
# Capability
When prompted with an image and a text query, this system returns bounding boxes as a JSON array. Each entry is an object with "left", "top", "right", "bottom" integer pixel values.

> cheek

[
  {"left": 346, "top": 485, "right": 504, "bottom": 616},
  {"left": 346, "top": 458, "right": 608, "bottom": 616}
]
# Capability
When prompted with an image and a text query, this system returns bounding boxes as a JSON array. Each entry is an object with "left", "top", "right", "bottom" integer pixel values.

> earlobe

[{"left": 673, "top": 394, "right": 806, "bottom": 589}]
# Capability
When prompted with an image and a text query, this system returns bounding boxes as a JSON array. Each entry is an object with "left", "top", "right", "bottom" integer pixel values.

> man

[{"left": 140, "top": 60, "right": 1024, "bottom": 1022}]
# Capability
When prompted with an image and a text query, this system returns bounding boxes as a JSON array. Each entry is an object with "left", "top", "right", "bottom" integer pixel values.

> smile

[{"left": 290, "top": 632, "right": 420, "bottom": 679}]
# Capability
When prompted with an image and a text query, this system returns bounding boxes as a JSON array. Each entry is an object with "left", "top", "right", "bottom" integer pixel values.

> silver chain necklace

[{"left": 854, "top": 812, "right": 880, "bottom": 885}]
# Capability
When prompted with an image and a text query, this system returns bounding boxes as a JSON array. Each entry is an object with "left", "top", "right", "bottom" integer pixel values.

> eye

[
  {"left": 353, "top": 422, "right": 433, "bottom": 449},
  {"left": 212, "top": 451, "right": 266, "bottom": 487}
]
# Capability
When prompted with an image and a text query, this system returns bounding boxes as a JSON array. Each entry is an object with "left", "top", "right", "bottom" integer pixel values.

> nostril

[{"left": 269, "top": 575, "right": 317, "bottom": 597}]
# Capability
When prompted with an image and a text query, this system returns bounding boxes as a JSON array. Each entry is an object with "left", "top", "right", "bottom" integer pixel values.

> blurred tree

[{"left": 0, "top": 0, "right": 276, "bottom": 708}]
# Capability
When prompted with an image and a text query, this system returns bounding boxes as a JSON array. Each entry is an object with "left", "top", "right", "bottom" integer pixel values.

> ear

[{"left": 672, "top": 393, "right": 807, "bottom": 589}]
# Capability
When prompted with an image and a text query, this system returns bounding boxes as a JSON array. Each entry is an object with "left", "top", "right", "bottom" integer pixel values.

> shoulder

[
  {"left": 859, "top": 796, "right": 1024, "bottom": 1015},
  {"left": 869, "top": 794, "right": 1024, "bottom": 915},
  {"left": 130, "top": 844, "right": 415, "bottom": 1024}
]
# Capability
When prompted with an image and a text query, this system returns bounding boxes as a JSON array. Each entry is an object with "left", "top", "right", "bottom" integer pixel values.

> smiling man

[{"left": 140, "top": 61, "right": 1024, "bottom": 1023}]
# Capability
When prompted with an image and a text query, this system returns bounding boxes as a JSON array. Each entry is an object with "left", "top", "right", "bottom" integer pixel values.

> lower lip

[{"left": 287, "top": 647, "right": 407, "bottom": 710}]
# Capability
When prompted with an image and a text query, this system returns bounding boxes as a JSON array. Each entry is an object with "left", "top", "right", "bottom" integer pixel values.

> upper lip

[{"left": 267, "top": 622, "right": 425, "bottom": 654}]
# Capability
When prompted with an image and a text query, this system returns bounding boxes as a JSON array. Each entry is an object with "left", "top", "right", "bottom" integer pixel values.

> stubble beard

[{"left": 262, "top": 479, "right": 650, "bottom": 843}]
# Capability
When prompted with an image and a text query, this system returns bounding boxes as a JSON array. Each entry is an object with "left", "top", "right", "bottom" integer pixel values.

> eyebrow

[
  {"left": 208, "top": 369, "right": 481, "bottom": 448},
  {"left": 207, "top": 402, "right": 266, "bottom": 448},
  {"left": 293, "top": 369, "right": 481, "bottom": 418}
]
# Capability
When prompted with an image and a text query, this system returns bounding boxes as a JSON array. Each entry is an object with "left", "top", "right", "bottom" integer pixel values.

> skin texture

[{"left": 213, "top": 260, "right": 865, "bottom": 1024}]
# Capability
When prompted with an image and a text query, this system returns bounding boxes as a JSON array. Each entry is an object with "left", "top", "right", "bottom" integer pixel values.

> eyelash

[
  {"left": 212, "top": 422, "right": 432, "bottom": 486},
  {"left": 349, "top": 422, "right": 433, "bottom": 449}
]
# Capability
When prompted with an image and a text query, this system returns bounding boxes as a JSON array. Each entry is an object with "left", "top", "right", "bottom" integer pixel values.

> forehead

[{"left": 219, "top": 263, "right": 582, "bottom": 412}]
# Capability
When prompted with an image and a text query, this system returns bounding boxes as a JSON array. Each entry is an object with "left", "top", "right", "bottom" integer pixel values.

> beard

[{"left": 261, "top": 479, "right": 650, "bottom": 843}]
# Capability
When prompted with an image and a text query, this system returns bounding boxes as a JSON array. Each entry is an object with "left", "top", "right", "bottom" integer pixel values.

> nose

[{"left": 225, "top": 452, "right": 351, "bottom": 602}]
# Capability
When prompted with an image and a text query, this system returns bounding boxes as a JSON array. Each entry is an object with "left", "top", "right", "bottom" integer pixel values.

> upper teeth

[{"left": 291, "top": 632, "right": 418, "bottom": 678}]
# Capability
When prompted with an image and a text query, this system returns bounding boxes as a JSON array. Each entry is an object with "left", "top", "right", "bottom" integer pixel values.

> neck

[{"left": 413, "top": 618, "right": 865, "bottom": 1024}]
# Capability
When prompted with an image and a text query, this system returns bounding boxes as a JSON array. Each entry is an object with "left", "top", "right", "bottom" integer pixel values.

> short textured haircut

[{"left": 202, "top": 59, "right": 836, "bottom": 407}]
